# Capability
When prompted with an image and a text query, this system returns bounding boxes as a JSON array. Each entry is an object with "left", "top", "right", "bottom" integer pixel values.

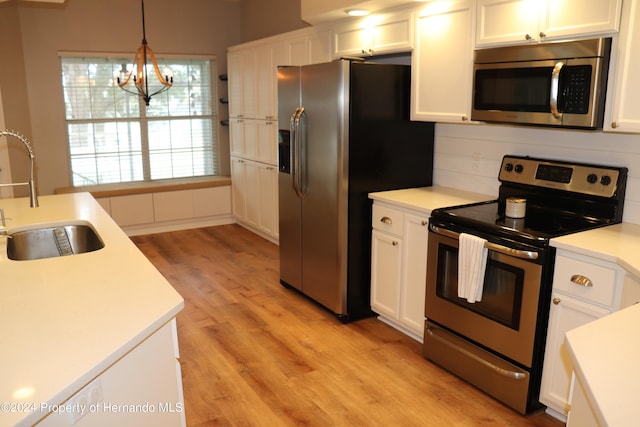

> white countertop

[
  {"left": 565, "top": 303, "right": 640, "bottom": 427},
  {"left": 368, "top": 186, "right": 495, "bottom": 213},
  {"left": 0, "top": 193, "right": 184, "bottom": 426},
  {"left": 551, "top": 223, "right": 640, "bottom": 425},
  {"left": 551, "top": 222, "right": 640, "bottom": 280}
]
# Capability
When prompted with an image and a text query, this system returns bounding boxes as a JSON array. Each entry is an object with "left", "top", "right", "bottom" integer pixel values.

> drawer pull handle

[
  {"left": 553, "top": 298, "right": 561, "bottom": 305},
  {"left": 380, "top": 216, "right": 392, "bottom": 225},
  {"left": 392, "top": 240, "right": 399, "bottom": 246},
  {"left": 570, "top": 274, "right": 593, "bottom": 287},
  {"left": 421, "top": 220, "right": 428, "bottom": 226}
]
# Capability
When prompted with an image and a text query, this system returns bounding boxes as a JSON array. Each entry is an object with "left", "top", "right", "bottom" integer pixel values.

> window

[{"left": 60, "top": 55, "right": 218, "bottom": 187}]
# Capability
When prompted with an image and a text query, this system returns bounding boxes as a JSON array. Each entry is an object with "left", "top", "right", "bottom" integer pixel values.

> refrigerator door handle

[
  {"left": 293, "top": 107, "right": 305, "bottom": 198},
  {"left": 289, "top": 107, "right": 302, "bottom": 198}
]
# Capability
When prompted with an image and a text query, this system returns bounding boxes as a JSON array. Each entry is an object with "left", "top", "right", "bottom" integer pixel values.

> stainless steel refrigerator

[{"left": 277, "top": 59, "right": 434, "bottom": 322}]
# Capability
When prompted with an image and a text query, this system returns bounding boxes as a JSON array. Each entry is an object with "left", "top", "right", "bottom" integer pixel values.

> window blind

[{"left": 60, "top": 55, "right": 218, "bottom": 186}]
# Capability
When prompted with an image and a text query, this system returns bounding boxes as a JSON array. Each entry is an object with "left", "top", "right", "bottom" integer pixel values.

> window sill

[{"left": 54, "top": 176, "right": 231, "bottom": 199}]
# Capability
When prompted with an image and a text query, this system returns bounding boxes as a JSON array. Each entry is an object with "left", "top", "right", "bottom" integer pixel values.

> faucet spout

[{"left": 0, "top": 130, "right": 38, "bottom": 208}]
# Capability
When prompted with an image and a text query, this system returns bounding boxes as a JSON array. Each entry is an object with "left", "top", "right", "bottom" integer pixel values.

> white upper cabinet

[
  {"left": 411, "top": 0, "right": 474, "bottom": 123},
  {"left": 476, "top": 0, "right": 623, "bottom": 47},
  {"left": 605, "top": 0, "right": 640, "bottom": 132},
  {"left": 333, "top": 9, "right": 413, "bottom": 57}
]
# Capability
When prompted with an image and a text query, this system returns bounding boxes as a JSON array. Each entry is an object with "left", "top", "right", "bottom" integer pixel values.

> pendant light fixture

[{"left": 116, "top": 0, "right": 173, "bottom": 106}]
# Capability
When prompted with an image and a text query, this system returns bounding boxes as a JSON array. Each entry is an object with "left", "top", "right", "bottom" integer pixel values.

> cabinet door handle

[
  {"left": 570, "top": 274, "right": 593, "bottom": 287},
  {"left": 392, "top": 240, "right": 398, "bottom": 246},
  {"left": 553, "top": 298, "right": 561, "bottom": 305},
  {"left": 421, "top": 220, "right": 428, "bottom": 226},
  {"left": 380, "top": 216, "right": 392, "bottom": 225}
]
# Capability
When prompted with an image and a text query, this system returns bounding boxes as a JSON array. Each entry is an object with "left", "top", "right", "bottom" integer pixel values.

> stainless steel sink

[{"left": 7, "top": 223, "right": 104, "bottom": 261}]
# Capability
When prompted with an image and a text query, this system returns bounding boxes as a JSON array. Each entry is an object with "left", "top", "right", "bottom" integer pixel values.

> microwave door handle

[{"left": 550, "top": 62, "right": 564, "bottom": 120}]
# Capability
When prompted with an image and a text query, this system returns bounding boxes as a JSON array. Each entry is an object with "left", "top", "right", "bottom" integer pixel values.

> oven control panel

[{"left": 499, "top": 156, "right": 624, "bottom": 198}]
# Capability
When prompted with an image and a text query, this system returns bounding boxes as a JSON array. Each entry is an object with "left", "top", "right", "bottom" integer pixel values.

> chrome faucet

[{"left": 0, "top": 130, "right": 38, "bottom": 208}]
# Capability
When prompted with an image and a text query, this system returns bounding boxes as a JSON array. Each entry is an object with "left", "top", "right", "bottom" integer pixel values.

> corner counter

[
  {"left": 0, "top": 193, "right": 184, "bottom": 426},
  {"left": 550, "top": 223, "right": 640, "bottom": 426},
  {"left": 550, "top": 222, "right": 640, "bottom": 280},
  {"left": 368, "top": 186, "right": 494, "bottom": 213},
  {"left": 564, "top": 303, "right": 640, "bottom": 427}
]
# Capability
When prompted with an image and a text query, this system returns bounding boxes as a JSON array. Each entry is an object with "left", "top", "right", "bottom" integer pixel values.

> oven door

[{"left": 425, "top": 225, "right": 543, "bottom": 368}]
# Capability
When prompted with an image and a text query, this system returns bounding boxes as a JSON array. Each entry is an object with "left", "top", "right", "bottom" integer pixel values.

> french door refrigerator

[{"left": 277, "top": 59, "right": 434, "bottom": 322}]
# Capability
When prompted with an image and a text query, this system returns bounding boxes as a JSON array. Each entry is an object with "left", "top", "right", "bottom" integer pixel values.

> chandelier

[{"left": 116, "top": 0, "right": 173, "bottom": 106}]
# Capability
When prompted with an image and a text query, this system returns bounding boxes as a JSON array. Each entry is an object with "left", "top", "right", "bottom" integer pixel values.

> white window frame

[{"left": 59, "top": 52, "right": 219, "bottom": 187}]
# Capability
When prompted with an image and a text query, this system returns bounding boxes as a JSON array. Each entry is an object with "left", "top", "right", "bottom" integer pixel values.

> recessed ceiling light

[{"left": 345, "top": 9, "right": 371, "bottom": 17}]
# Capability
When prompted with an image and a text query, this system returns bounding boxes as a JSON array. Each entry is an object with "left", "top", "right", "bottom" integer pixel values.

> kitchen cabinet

[
  {"left": 540, "top": 250, "right": 640, "bottom": 421},
  {"left": 230, "top": 118, "right": 276, "bottom": 164},
  {"left": 230, "top": 156, "right": 278, "bottom": 240},
  {"left": 228, "top": 27, "right": 331, "bottom": 241},
  {"left": 476, "top": 0, "right": 622, "bottom": 47},
  {"left": 227, "top": 48, "right": 256, "bottom": 118},
  {"left": 411, "top": 0, "right": 474, "bottom": 123},
  {"left": 99, "top": 187, "right": 232, "bottom": 234},
  {"left": 288, "top": 28, "right": 333, "bottom": 65},
  {"left": 38, "top": 320, "right": 185, "bottom": 427},
  {"left": 333, "top": 9, "right": 413, "bottom": 57},
  {"left": 605, "top": 0, "right": 640, "bottom": 132},
  {"left": 370, "top": 201, "right": 429, "bottom": 342}
]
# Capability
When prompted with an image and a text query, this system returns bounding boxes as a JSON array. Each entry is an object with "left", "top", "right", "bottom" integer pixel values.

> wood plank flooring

[{"left": 132, "top": 224, "right": 564, "bottom": 427}]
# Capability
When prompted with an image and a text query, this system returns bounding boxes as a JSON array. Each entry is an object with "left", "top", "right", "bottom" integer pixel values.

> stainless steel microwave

[{"left": 471, "top": 38, "right": 611, "bottom": 129}]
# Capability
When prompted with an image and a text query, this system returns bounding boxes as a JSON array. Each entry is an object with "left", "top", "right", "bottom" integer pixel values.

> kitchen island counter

[
  {"left": 0, "top": 193, "right": 184, "bottom": 426},
  {"left": 564, "top": 303, "right": 640, "bottom": 426}
]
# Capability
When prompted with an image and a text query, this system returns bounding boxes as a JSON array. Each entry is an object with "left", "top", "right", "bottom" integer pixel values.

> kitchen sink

[{"left": 7, "top": 222, "right": 104, "bottom": 261}]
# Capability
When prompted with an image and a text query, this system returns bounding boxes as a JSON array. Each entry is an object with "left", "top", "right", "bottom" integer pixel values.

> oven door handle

[
  {"left": 430, "top": 224, "right": 539, "bottom": 260},
  {"left": 425, "top": 325, "right": 527, "bottom": 380}
]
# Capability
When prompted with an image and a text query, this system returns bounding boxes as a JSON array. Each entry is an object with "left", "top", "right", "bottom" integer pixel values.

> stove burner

[{"left": 432, "top": 200, "right": 610, "bottom": 245}]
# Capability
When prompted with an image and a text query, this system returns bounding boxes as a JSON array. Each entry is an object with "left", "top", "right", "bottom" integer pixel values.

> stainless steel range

[{"left": 424, "top": 155, "right": 627, "bottom": 414}]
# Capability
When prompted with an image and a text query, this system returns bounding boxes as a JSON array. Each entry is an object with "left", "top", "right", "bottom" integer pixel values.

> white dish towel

[{"left": 458, "top": 233, "right": 488, "bottom": 303}]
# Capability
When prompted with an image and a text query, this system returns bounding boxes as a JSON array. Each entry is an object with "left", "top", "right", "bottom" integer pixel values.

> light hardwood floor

[{"left": 132, "top": 224, "right": 564, "bottom": 427}]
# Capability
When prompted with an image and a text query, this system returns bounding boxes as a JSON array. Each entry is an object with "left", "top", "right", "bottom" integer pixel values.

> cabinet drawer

[
  {"left": 553, "top": 255, "right": 617, "bottom": 306},
  {"left": 372, "top": 203, "right": 404, "bottom": 236}
]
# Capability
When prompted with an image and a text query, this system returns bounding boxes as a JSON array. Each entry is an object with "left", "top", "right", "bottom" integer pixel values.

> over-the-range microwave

[{"left": 471, "top": 38, "right": 611, "bottom": 129}]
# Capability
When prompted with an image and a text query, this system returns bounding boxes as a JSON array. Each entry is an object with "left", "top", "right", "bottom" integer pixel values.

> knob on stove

[
  {"left": 601, "top": 175, "right": 612, "bottom": 186},
  {"left": 514, "top": 164, "right": 524, "bottom": 173},
  {"left": 587, "top": 173, "right": 598, "bottom": 184},
  {"left": 504, "top": 163, "right": 514, "bottom": 172}
]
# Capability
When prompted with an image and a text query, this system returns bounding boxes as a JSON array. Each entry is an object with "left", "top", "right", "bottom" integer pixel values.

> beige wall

[
  {"left": 0, "top": 2, "right": 33, "bottom": 197},
  {"left": 2, "top": 0, "right": 308, "bottom": 196},
  {"left": 239, "top": 0, "right": 308, "bottom": 42},
  {"left": 5, "top": 0, "right": 245, "bottom": 196}
]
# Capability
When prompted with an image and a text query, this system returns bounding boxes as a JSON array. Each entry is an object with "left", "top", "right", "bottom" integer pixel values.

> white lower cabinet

[
  {"left": 38, "top": 319, "right": 185, "bottom": 427},
  {"left": 231, "top": 156, "right": 278, "bottom": 240},
  {"left": 370, "top": 201, "right": 429, "bottom": 342},
  {"left": 540, "top": 250, "right": 640, "bottom": 421}
]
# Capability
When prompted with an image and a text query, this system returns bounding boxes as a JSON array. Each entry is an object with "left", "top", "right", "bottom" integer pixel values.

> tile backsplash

[{"left": 433, "top": 123, "right": 640, "bottom": 225}]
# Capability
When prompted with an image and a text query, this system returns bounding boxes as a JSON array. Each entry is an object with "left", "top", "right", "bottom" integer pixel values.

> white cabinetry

[
  {"left": 411, "top": 0, "right": 474, "bottom": 123},
  {"left": 333, "top": 9, "right": 413, "bottom": 57},
  {"left": 605, "top": 0, "right": 640, "bottom": 132},
  {"left": 476, "top": 0, "right": 622, "bottom": 47},
  {"left": 540, "top": 250, "right": 640, "bottom": 420},
  {"left": 230, "top": 157, "right": 278, "bottom": 239},
  {"left": 38, "top": 320, "right": 185, "bottom": 427},
  {"left": 228, "top": 27, "right": 332, "bottom": 241},
  {"left": 370, "top": 202, "right": 429, "bottom": 342}
]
